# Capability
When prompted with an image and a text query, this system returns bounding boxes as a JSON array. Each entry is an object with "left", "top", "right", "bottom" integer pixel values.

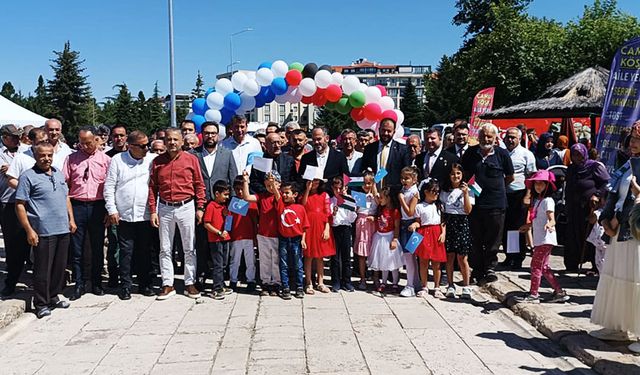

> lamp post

[
  {"left": 168, "top": 0, "right": 177, "bottom": 128},
  {"left": 229, "top": 28, "right": 253, "bottom": 73},
  {"left": 226, "top": 61, "right": 241, "bottom": 75}
]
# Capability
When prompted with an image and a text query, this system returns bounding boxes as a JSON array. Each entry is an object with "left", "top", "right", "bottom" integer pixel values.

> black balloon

[
  {"left": 302, "top": 63, "right": 319, "bottom": 79},
  {"left": 318, "top": 64, "right": 333, "bottom": 72}
]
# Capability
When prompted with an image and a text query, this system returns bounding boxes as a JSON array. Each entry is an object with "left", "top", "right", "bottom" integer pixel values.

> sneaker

[
  {"left": 35, "top": 307, "right": 51, "bottom": 319},
  {"left": 223, "top": 287, "right": 234, "bottom": 295},
  {"left": 343, "top": 282, "right": 355, "bottom": 292},
  {"left": 184, "top": 285, "right": 200, "bottom": 299},
  {"left": 156, "top": 286, "right": 176, "bottom": 300},
  {"left": 484, "top": 272, "right": 498, "bottom": 284},
  {"left": 433, "top": 289, "right": 445, "bottom": 299},
  {"left": 269, "top": 286, "right": 279, "bottom": 296},
  {"left": 118, "top": 288, "right": 132, "bottom": 301},
  {"left": 547, "top": 290, "right": 570, "bottom": 303},
  {"left": 280, "top": 288, "right": 292, "bottom": 300},
  {"left": 589, "top": 328, "right": 632, "bottom": 341},
  {"left": 295, "top": 288, "right": 305, "bottom": 299},
  {"left": 259, "top": 285, "right": 269, "bottom": 296},
  {"left": 139, "top": 286, "right": 155, "bottom": 297},
  {"left": 400, "top": 286, "right": 416, "bottom": 297},
  {"left": 445, "top": 286, "right": 456, "bottom": 298},
  {"left": 461, "top": 287, "right": 472, "bottom": 299},
  {"left": 513, "top": 294, "right": 540, "bottom": 304},
  {"left": 629, "top": 341, "right": 640, "bottom": 353},
  {"left": 49, "top": 300, "right": 70, "bottom": 309},
  {"left": 212, "top": 289, "right": 225, "bottom": 300},
  {"left": 332, "top": 283, "right": 341, "bottom": 293},
  {"left": 246, "top": 282, "right": 257, "bottom": 293},
  {"left": 357, "top": 281, "right": 367, "bottom": 291}
]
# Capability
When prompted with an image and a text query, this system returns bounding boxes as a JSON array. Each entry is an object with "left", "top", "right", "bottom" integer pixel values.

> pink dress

[
  {"left": 304, "top": 192, "right": 336, "bottom": 258},
  {"left": 354, "top": 193, "right": 377, "bottom": 257}
]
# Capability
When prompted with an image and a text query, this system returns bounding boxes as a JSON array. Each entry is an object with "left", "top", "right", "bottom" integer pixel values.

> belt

[
  {"left": 71, "top": 199, "right": 104, "bottom": 205},
  {"left": 159, "top": 197, "right": 193, "bottom": 207}
]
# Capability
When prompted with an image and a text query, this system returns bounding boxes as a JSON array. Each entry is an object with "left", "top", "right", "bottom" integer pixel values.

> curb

[
  {"left": 0, "top": 299, "right": 26, "bottom": 331},
  {"left": 483, "top": 274, "right": 640, "bottom": 375}
]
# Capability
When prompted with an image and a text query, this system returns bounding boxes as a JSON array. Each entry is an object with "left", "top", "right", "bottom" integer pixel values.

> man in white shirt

[
  {"left": 339, "top": 129, "right": 362, "bottom": 175},
  {"left": 220, "top": 115, "right": 262, "bottom": 175},
  {"left": 44, "top": 118, "right": 73, "bottom": 168},
  {"left": 103, "top": 130, "right": 157, "bottom": 300},
  {"left": 503, "top": 127, "right": 537, "bottom": 269},
  {"left": 6, "top": 128, "right": 49, "bottom": 191}
]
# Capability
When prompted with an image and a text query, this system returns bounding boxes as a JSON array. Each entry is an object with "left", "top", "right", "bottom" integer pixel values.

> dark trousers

[
  {"left": 209, "top": 241, "right": 226, "bottom": 291},
  {"left": 278, "top": 236, "right": 303, "bottom": 290},
  {"left": 106, "top": 224, "right": 119, "bottom": 283},
  {"left": 117, "top": 221, "right": 152, "bottom": 289},
  {"left": 1, "top": 202, "right": 30, "bottom": 289},
  {"left": 470, "top": 208, "right": 505, "bottom": 278},
  {"left": 504, "top": 190, "right": 528, "bottom": 263},
  {"left": 70, "top": 200, "right": 106, "bottom": 287},
  {"left": 150, "top": 227, "right": 160, "bottom": 279},
  {"left": 330, "top": 225, "right": 352, "bottom": 286},
  {"left": 196, "top": 223, "right": 211, "bottom": 279},
  {"left": 33, "top": 234, "right": 70, "bottom": 309},
  {"left": 564, "top": 203, "right": 594, "bottom": 271}
]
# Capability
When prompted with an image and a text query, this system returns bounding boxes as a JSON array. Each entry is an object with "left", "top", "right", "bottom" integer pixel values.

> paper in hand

[
  {"left": 252, "top": 157, "right": 273, "bottom": 173},
  {"left": 303, "top": 165, "right": 323, "bottom": 181}
]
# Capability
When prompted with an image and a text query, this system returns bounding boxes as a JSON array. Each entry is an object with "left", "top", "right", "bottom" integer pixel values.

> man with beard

[
  {"left": 461, "top": 123, "right": 514, "bottom": 285},
  {"left": 406, "top": 135, "right": 422, "bottom": 167},
  {"left": 288, "top": 129, "right": 309, "bottom": 174},
  {"left": 191, "top": 122, "right": 237, "bottom": 288},
  {"left": 299, "top": 127, "right": 349, "bottom": 182},
  {"left": 340, "top": 128, "right": 362, "bottom": 175},
  {"left": 415, "top": 128, "right": 458, "bottom": 184},
  {"left": 250, "top": 133, "right": 296, "bottom": 193},
  {"left": 360, "top": 118, "right": 411, "bottom": 187},
  {"left": 446, "top": 121, "right": 470, "bottom": 159}
]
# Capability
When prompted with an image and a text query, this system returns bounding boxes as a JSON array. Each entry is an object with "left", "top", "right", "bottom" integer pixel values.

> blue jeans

[
  {"left": 278, "top": 236, "right": 303, "bottom": 290},
  {"left": 70, "top": 200, "right": 107, "bottom": 287}
]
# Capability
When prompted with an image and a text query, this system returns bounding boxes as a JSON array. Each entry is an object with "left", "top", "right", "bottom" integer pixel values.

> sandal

[
  {"left": 317, "top": 284, "right": 330, "bottom": 293},
  {"left": 305, "top": 285, "right": 315, "bottom": 295},
  {"left": 416, "top": 288, "right": 429, "bottom": 298}
]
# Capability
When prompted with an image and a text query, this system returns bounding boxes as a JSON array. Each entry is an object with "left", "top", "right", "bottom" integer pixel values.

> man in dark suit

[
  {"left": 250, "top": 133, "right": 296, "bottom": 193},
  {"left": 416, "top": 127, "right": 459, "bottom": 184},
  {"left": 445, "top": 121, "right": 470, "bottom": 159},
  {"left": 191, "top": 121, "right": 237, "bottom": 285},
  {"left": 298, "top": 127, "right": 349, "bottom": 183},
  {"left": 360, "top": 118, "right": 411, "bottom": 188}
]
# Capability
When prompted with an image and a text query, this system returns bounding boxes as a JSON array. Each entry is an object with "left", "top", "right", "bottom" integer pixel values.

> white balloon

[
  {"left": 185, "top": 111, "right": 195, "bottom": 120},
  {"left": 290, "top": 88, "right": 303, "bottom": 103},
  {"left": 206, "top": 92, "right": 224, "bottom": 110},
  {"left": 235, "top": 108, "right": 246, "bottom": 115},
  {"left": 379, "top": 96, "right": 395, "bottom": 111},
  {"left": 215, "top": 78, "right": 233, "bottom": 96},
  {"left": 271, "top": 60, "right": 289, "bottom": 77},
  {"left": 239, "top": 93, "right": 256, "bottom": 110},
  {"left": 242, "top": 79, "right": 260, "bottom": 96},
  {"left": 298, "top": 78, "right": 317, "bottom": 97},
  {"left": 359, "top": 83, "right": 368, "bottom": 92},
  {"left": 342, "top": 75, "right": 360, "bottom": 95},
  {"left": 393, "top": 124, "right": 405, "bottom": 140},
  {"left": 231, "top": 72, "right": 248, "bottom": 91},
  {"left": 274, "top": 94, "right": 289, "bottom": 104},
  {"left": 256, "top": 67, "right": 274, "bottom": 86},
  {"left": 395, "top": 109, "right": 404, "bottom": 126},
  {"left": 314, "top": 70, "right": 332, "bottom": 89},
  {"left": 357, "top": 119, "right": 376, "bottom": 130},
  {"left": 245, "top": 71, "right": 256, "bottom": 80},
  {"left": 364, "top": 86, "right": 382, "bottom": 104},
  {"left": 218, "top": 124, "right": 227, "bottom": 141},
  {"left": 331, "top": 72, "right": 344, "bottom": 86},
  {"left": 204, "top": 109, "right": 222, "bottom": 123}
]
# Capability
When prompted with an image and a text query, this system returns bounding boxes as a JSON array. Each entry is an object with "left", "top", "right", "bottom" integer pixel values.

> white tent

[{"left": 0, "top": 94, "right": 48, "bottom": 127}]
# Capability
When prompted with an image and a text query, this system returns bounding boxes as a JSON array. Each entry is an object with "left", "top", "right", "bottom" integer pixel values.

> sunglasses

[{"left": 130, "top": 143, "right": 149, "bottom": 149}]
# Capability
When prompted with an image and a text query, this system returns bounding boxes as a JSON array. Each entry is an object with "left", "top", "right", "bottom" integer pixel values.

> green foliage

[
  {"left": 399, "top": 79, "right": 424, "bottom": 127},
  {"left": 191, "top": 71, "right": 205, "bottom": 98},
  {"left": 314, "top": 106, "right": 355, "bottom": 138},
  {"left": 1, "top": 82, "right": 17, "bottom": 100}
]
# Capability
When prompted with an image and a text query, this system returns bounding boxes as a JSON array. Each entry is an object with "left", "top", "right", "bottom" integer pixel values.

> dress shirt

[
  {"left": 378, "top": 142, "right": 390, "bottom": 170},
  {"left": 6, "top": 148, "right": 35, "bottom": 181},
  {"left": 104, "top": 151, "right": 157, "bottom": 222},
  {"left": 424, "top": 146, "right": 442, "bottom": 176},
  {"left": 454, "top": 144, "right": 468, "bottom": 158},
  {"left": 52, "top": 142, "right": 73, "bottom": 170},
  {"left": 148, "top": 151, "right": 206, "bottom": 214},
  {"left": 316, "top": 148, "right": 329, "bottom": 173},
  {"left": 506, "top": 145, "right": 537, "bottom": 192},
  {"left": 330, "top": 196, "right": 357, "bottom": 226},
  {"left": 63, "top": 149, "right": 111, "bottom": 201},
  {"left": 0, "top": 145, "right": 17, "bottom": 203},
  {"left": 202, "top": 147, "right": 217, "bottom": 177},
  {"left": 344, "top": 150, "right": 362, "bottom": 174},
  {"left": 220, "top": 134, "right": 262, "bottom": 174}
]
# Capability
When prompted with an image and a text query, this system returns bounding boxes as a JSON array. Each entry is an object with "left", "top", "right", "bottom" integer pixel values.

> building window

[
  {"left": 279, "top": 104, "right": 285, "bottom": 114},
  {"left": 264, "top": 106, "right": 270, "bottom": 114},
  {"left": 264, "top": 114, "right": 270, "bottom": 121},
  {"left": 388, "top": 88, "right": 399, "bottom": 97}
]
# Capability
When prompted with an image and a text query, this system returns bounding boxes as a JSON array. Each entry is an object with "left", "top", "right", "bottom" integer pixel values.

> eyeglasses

[
  {"left": 202, "top": 131, "right": 218, "bottom": 137},
  {"left": 83, "top": 167, "right": 89, "bottom": 181},
  {"left": 130, "top": 143, "right": 149, "bottom": 149}
]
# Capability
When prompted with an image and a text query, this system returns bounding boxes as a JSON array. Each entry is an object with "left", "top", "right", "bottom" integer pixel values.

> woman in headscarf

[
  {"left": 534, "top": 132, "right": 563, "bottom": 170},
  {"left": 590, "top": 122, "right": 640, "bottom": 351},
  {"left": 563, "top": 143, "right": 610, "bottom": 273},
  {"left": 555, "top": 135, "right": 571, "bottom": 166}
]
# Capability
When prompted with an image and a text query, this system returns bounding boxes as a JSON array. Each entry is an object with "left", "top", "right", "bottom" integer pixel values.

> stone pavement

[
  {"left": 0, "top": 280, "right": 593, "bottom": 375},
  {"left": 486, "top": 249, "right": 640, "bottom": 374}
]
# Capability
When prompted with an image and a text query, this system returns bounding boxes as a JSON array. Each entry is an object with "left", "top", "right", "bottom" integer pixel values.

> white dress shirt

[
  {"left": 7, "top": 148, "right": 36, "bottom": 181},
  {"left": 202, "top": 147, "right": 217, "bottom": 177},
  {"left": 221, "top": 134, "right": 262, "bottom": 174},
  {"left": 104, "top": 151, "right": 157, "bottom": 222},
  {"left": 316, "top": 148, "right": 329, "bottom": 174},
  {"left": 506, "top": 145, "right": 537, "bottom": 192},
  {"left": 424, "top": 146, "right": 443, "bottom": 175}
]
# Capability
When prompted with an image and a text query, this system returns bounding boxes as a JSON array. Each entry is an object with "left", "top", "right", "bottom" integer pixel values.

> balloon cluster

[{"left": 188, "top": 60, "right": 405, "bottom": 135}]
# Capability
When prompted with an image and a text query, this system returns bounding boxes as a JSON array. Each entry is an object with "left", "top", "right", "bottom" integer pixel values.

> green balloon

[
  {"left": 324, "top": 101, "right": 336, "bottom": 111},
  {"left": 336, "top": 98, "right": 352, "bottom": 115},
  {"left": 349, "top": 91, "right": 366, "bottom": 108},
  {"left": 289, "top": 62, "right": 304, "bottom": 72}
]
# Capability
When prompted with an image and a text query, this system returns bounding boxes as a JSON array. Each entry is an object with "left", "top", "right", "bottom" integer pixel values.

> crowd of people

[{"left": 1, "top": 114, "right": 639, "bottom": 352}]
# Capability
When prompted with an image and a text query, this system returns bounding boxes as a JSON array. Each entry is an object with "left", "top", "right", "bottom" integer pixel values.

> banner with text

[
  {"left": 469, "top": 87, "right": 496, "bottom": 139},
  {"left": 596, "top": 36, "right": 640, "bottom": 172}
]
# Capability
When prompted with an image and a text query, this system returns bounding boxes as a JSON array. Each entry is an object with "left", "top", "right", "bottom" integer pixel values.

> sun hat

[{"left": 525, "top": 169, "right": 556, "bottom": 191}]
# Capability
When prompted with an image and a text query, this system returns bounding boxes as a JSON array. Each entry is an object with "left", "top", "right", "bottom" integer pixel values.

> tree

[
  {"left": 453, "top": 0, "right": 532, "bottom": 37},
  {"left": 110, "top": 83, "right": 135, "bottom": 126},
  {"left": 1, "top": 82, "right": 17, "bottom": 99},
  {"left": 47, "top": 41, "right": 91, "bottom": 138},
  {"left": 28, "top": 75, "right": 53, "bottom": 116},
  {"left": 149, "top": 82, "right": 167, "bottom": 131},
  {"left": 399, "top": 79, "right": 424, "bottom": 127},
  {"left": 314, "top": 106, "right": 355, "bottom": 138},
  {"left": 191, "top": 70, "right": 205, "bottom": 98}
]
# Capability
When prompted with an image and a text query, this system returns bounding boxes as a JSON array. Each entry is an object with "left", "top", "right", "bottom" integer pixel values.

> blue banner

[{"left": 596, "top": 36, "right": 640, "bottom": 172}]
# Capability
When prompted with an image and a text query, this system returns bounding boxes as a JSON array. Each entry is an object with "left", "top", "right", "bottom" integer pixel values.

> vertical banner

[
  {"left": 596, "top": 36, "right": 640, "bottom": 172},
  {"left": 469, "top": 87, "right": 496, "bottom": 139}
]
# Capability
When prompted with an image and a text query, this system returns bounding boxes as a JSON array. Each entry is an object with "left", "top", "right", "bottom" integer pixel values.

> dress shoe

[
  {"left": 138, "top": 286, "right": 155, "bottom": 297},
  {"left": 70, "top": 286, "right": 84, "bottom": 301},
  {"left": 35, "top": 307, "right": 51, "bottom": 319},
  {"left": 92, "top": 285, "right": 105, "bottom": 296},
  {"left": 184, "top": 285, "right": 200, "bottom": 299},
  {"left": 118, "top": 288, "right": 131, "bottom": 300},
  {"left": 107, "top": 279, "right": 119, "bottom": 289},
  {"left": 156, "top": 285, "right": 176, "bottom": 300},
  {"left": 49, "top": 300, "right": 70, "bottom": 309}
]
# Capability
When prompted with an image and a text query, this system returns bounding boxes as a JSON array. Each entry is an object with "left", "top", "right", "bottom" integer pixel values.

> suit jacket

[
  {"left": 249, "top": 152, "right": 296, "bottom": 193},
  {"left": 446, "top": 144, "right": 468, "bottom": 159},
  {"left": 415, "top": 149, "right": 459, "bottom": 184},
  {"left": 360, "top": 140, "right": 410, "bottom": 187},
  {"left": 298, "top": 148, "right": 349, "bottom": 182},
  {"left": 191, "top": 145, "right": 237, "bottom": 201}
]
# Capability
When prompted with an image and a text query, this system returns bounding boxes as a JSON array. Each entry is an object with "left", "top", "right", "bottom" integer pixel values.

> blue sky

[{"left": 2, "top": 0, "right": 639, "bottom": 100}]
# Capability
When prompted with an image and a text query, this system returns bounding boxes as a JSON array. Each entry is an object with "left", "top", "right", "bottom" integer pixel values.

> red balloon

[
  {"left": 301, "top": 95, "right": 313, "bottom": 105},
  {"left": 313, "top": 88, "right": 326, "bottom": 106},
  {"left": 350, "top": 108, "right": 365, "bottom": 122},
  {"left": 381, "top": 109, "right": 397, "bottom": 123},
  {"left": 363, "top": 103, "right": 382, "bottom": 121},
  {"left": 285, "top": 70, "right": 303, "bottom": 86},
  {"left": 376, "top": 85, "right": 387, "bottom": 97},
  {"left": 325, "top": 84, "right": 343, "bottom": 102}
]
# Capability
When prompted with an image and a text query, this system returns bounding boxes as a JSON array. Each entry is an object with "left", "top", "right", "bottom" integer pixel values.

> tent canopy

[{"left": 0, "top": 94, "right": 48, "bottom": 127}]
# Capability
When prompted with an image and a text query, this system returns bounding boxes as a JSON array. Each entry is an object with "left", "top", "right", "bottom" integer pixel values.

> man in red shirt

[
  {"left": 274, "top": 182, "right": 309, "bottom": 299},
  {"left": 149, "top": 129, "right": 206, "bottom": 300}
]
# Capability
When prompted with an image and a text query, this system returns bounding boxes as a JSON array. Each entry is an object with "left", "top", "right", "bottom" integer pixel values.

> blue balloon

[
  {"left": 192, "top": 115, "right": 206, "bottom": 129},
  {"left": 263, "top": 87, "right": 275, "bottom": 103},
  {"left": 258, "top": 61, "right": 272, "bottom": 69},
  {"left": 254, "top": 94, "right": 265, "bottom": 108},
  {"left": 220, "top": 108, "right": 234, "bottom": 125},
  {"left": 192, "top": 98, "right": 207, "bottom": 116},
  {"left": 205, "top": 88, "right": 215, "bottom": 97},
  {"left": 270, "top": 77, "right": 288, "bottom": 95},
  {"left": 223, "top": 92, "right": 242, "bottom": 111}
]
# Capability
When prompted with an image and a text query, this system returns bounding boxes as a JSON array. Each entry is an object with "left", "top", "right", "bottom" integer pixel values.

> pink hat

[{"left": 525, "top": 169, "right": 556, "bottom": 191}]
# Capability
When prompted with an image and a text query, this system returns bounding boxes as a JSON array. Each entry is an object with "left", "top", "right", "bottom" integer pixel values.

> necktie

[{"left": 380, "top": 144, "right": 389, "bottom": 170}]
